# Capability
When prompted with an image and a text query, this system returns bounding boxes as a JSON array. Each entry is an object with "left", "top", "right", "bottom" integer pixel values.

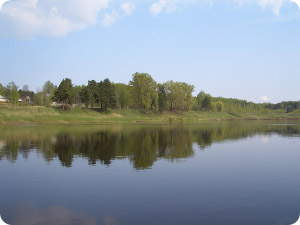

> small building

[
  {"left": 18, "top": 96, "right": 32, "bottom": 104},
  {"left": 0, "top": 95, "right": 7, "bottom": 103},
  {"left": 24, "top": 96, "right": 31, "bottom": 104}
]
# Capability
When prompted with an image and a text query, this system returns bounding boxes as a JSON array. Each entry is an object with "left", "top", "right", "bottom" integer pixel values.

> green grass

[{"left": 0, "top": 104, "right": 299, "bottom": 124}]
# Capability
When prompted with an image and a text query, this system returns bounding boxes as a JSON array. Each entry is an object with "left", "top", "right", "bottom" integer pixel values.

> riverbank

[{"left": 0, "top": 105, "right": 299, "bottom": 124}]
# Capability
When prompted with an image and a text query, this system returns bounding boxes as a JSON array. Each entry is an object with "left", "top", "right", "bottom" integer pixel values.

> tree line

[{"left": 1, "top": 72, "right": 299, "bottom": 113}]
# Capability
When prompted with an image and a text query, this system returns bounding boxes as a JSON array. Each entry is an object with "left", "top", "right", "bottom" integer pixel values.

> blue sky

[{"left": 0, "top": 0, "right": 300, "bottom": 103}]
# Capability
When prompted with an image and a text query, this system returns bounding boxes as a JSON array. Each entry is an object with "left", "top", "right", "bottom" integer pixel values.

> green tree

[
  {"left": 34, "top": 92, "right": 44, "bottom": 106},
  {"left": 53, "top": 78, "right": 74, "bottom": 110},
  {"left": 129, "top": 73, "right": 158, "bottom": 111},
  {"left": 211, "top": 102, "right": 217, "bottom": 112},
  {"left": 115, "top": 83, "right": 131, "bottom": 108},
  {"left": 180, "top": 82, "right": 194, "bottom": 111},
  {"left": 201, "top": 95, "right": 212, "bottom": 111},
  {"left": 43, "top": 81, "right": 55, "bottom": 95},
  {"left": 157, "top": 84, "right": 168, "bottom": 112},
  {"left": 164, "top": 81, "right": 176, "bottom": 111},
  {"left": 73, "top": 85, "right": 83, "bottom": 105},
  {"left": 164, "top": 81, "right": 194, "bottom": 112},
  {"left": 196, "top": 91, "right": 207, "bottom": 110},
  {"left": 79, "top": 86, "right": 92, "bottom": 109},
  {"left": 43, "top": 81, "right": 56, "bottom": 107},
  {"left": 11, "top": 88, "right": 20, "bottom": 104},
  {"left": 286, "top": 106, "right": 294, "bottom": 113},
  {"left": 191, "top": 96, "right": 198, "bottom": 111},
  {"left": 98, "top": 79, "right": 116, "bottom": 111},
  {"left": 5, "top": 82, "right": 19, "bottom": 104},
  {"left": 88, "top": 80, "right": 98, "bottom": 109},
  {"left": 0, "top": 83, "right": 5, "bottom": 96},
  {"left": 216, "top": 101, "right": 224, "bottom": 112}
]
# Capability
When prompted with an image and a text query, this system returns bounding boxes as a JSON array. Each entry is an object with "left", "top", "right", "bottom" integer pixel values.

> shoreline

[{"left": 1, "top": 105, "right": 300, "bottom": 125}]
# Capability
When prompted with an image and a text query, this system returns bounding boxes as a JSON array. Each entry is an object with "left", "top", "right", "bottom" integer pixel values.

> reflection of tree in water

[
  {"left": 54, "top": 134, "right": 76, "bottom": 167},
  {"left": 51, "top": 127, "right": 194, "bottom": 169},
  {"left": 0, "top": 123, "right": 299, "bottom": 170},
  {"left": 79, "top": 131, "right": 119, "bottom": 166},
  {"left": 157, "top": 128, "right": 194, "bottom": 161},
  {"left": 0, "top": 139, "right": 22, "bottom": 162},
  {"left": 196, "top": 129, "right": 214, "bottom": 149}
]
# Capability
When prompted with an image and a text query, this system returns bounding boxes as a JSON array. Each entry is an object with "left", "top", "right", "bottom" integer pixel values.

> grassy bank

[{"left": 0, "top": 105, "right": 300, "bottom": 124}]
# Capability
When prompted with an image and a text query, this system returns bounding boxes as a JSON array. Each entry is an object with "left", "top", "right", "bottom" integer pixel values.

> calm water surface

[{"left": 0, "top": 121, "right": 299, "bottom": 225}]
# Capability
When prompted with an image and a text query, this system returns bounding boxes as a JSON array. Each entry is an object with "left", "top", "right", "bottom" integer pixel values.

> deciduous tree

[
  {"left": 216, "top": 101, "right": 224, "bottom": 112},
  {"left": 157, "top": 84, "right": 168, "bottom": 112},
  {"left": 129, "top": 73, "right": 158, "bottom": 111},
  {"left": 6, "top": 82, "right": 19, "bottom": 104},
  {"left": 115, "top": 83, "right": 131, "bottom": 108}
]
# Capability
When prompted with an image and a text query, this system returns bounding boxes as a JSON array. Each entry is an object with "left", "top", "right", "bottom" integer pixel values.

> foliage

[
  {"left": 88, "top": 80, "right": 98, "bottom": 109},
  {"left": 34, "top": 92, "right": 44, "bottom": 106},
  {"left": 2, "top": 75, "right": 300, "bottom": 115},
  {"left": 11, "top": 88, "right": 20, "bottom": 104},
  {"left": 115, "top": 83, "right": 131, "bottom": 108},
  {"left": 98, "top": 79, "right": 116, "bottom": 111},
  {"left": 0, "top": 83, "right": 5, "bottom": 96},
  {"left": 265, "top": 101, "right": 300, "bottom": 113},
  {"left": 5, "top": 82, "right": 20, "bottom": 104},
  {"left": 211, "top": 102, "right": 217, "bottom": 112},
  {"left": 43, "top": 81, "right": 55, "bottom": 95},
  {"left": 79, "top": 85, "right": 92, "bottom": 109},
  {"left": 215, "top": 101, "right": 224, "bottom": 112},
  {"left": 73, "top": 85, "right": 83, "bottom": 105},
  {"left": 164, "top": 81, "right": 194, "bottom": 112},
  {"left": 129, "top": 73, "right": 158, "bottom": 111},
  {"left": 213, "top": 97, "right": 265, "bottom": 113},
  {"left": 157, "top": 84, "right": 168, "bottom": 112},
  {"left": 201, "top": 95, "right": 212, "bottom": 111},
  {"left": 79, "top": 79, "right": 117, "bottom": 111},
  {"left": 52, "top": 78, "right": 74, "bottom": 110},
  {"left": 196, "top": 91, "right": 207, "bottom": 110},
  {"left": 42, "top": 81, "right": 57, "bottom": 107}
]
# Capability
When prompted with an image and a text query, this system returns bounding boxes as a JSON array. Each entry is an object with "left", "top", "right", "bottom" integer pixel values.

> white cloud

[
  {"left": 101, "top": 2, "right": 136, "bottom": 27},
  {"left": 150, "top": 0, "right": 300, "bottom": 15},
  {"left": 0, "top": 0, "right": 9, "bottom": 9},
  {"left": 121, "top": 2, "right": 136, "bottom": 15},
  {"left": 235, "top": 0, "right": 300, "bottom": 15},
  {"left": 102, "top": 11, "right": 119, "bottom": 27},
  {"left": 1, "top": 0, "right": 299, "bottom": 38},
  {"left": 0, "top": 0, "right": 109, "bottom": 38},
  {"left": 292, "top": 0, "right": 300, "bottom": 8},
  {"left": 150, "top": 0, "right": 194, "bottom": 15},
  {"left": 0, "top": 0, "right": 137, "bottom": 37},
  {"left": 260, "top": 96, "right": 270, "bottom": 102}
]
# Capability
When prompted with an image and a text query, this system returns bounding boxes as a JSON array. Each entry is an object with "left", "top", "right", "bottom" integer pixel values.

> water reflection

[
  {"left": 0, "top": 122, "right": 299, "bottom": 170},
  {"left": 0, "top": 122, "right": 300, "bottom": 225},
  {"left": 2, "top": 204, "right": 99, "bottom": 225}
]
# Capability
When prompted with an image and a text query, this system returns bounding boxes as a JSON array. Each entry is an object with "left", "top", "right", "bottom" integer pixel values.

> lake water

[{"left": 0, "top": 121, "right": 299, "bottom": 225}]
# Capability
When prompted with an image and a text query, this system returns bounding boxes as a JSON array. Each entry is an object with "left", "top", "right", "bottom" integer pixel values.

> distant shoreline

[{"left": 0, "top": 105, "right": 299, "bottom": 125}]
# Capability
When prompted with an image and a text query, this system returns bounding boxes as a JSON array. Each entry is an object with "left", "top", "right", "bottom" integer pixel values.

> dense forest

[{"left": 1, "top": 72, "right": 299, "bottom": 113}]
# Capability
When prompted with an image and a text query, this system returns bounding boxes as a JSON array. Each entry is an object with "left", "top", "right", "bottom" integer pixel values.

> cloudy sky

[{"left": 0, "top": 0, "right": 300, "bottom": 103}]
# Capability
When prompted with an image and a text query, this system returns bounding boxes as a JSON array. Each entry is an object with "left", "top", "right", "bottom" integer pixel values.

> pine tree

[{"left": 53, "top": 78, "right": 74, "bottom": 110}]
